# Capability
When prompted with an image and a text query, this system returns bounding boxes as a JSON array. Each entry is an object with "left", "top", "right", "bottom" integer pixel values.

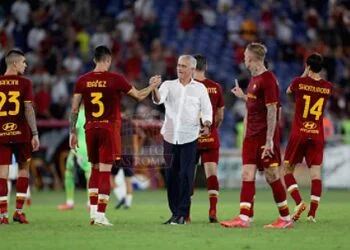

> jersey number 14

[{"left": 302, "top": 95, "right": 324, "bottom": 121}]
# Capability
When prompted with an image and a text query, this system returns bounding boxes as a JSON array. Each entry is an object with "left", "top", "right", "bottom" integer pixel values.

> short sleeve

[
  {"left": 23, "top": 79, "right": 34, "bottom": 102},
  {"left": 74, "top": 77, "right": 84, "bottom": 94},
  {"left": 261, "top": 73, "right": 279, "bottom": 105},
  {"left": 217, "top": 84, "right": 224, "bottom": 108},
  {"left": 116, "top": 75, "right": 133, "bottom": 94}
]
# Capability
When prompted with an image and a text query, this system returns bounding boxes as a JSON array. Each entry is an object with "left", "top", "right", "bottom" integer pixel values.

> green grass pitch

[{"left": 1, "top": 189, "right": 349, "bottom": 250}]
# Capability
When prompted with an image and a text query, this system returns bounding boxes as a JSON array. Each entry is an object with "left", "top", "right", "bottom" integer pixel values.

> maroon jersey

[
  {"left": 289, "top": 76, "right": 332, "bottom": 140},
  {"left": 74, "top": 71, "right": 132, "bottom": 130},
  {"left": 0, "top": 75, "right": 33, "bottom": 144},
  {"left": 245, "top": 71, "right": 280, "bottom": 138},
  {"left": 196, "top": 78, "right": 224, "bottom": 149}
]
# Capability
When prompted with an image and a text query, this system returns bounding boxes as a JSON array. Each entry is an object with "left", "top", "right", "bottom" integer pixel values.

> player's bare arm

[
  {"left": 262, "top": 103, "right": 277, "bottom": 159},
  {"left": 69, "top": 94, "right": 82, "bottom": 151},
  {"left": 152, "top": 86, "right": 161, "bottom": 103},
  {"left": 215, "top": 107, "right": 224, "bottom": 128},
  {"left": 24, "top": 102, "right": 40, "bottom": 151},
  {"left": 128, "top": 75, "right": 162, "bottom": 101},
  {"left": 231, "top": 79, "right": 247, "bottom": 101}
]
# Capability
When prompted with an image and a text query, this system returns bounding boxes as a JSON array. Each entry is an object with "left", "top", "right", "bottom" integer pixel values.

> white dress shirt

[{"left": 154, "top": 79, "right": 212, "bottom": 144}]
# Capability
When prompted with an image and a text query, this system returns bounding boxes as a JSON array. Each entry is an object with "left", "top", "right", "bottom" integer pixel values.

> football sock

[
  {"left": 239, "top": 181, "right": 255, "bottom": 221},
  {"left": 284, "top": 173, "right": 303, "bottom": 205},
  {"left": 269, "top": 179, "right": 291, "bottom": 221},
  {"left": 308, "top": 179, "right": 322, "bottom": 218},
  {"left": 125, "top": 194, "right": 133, "bottom": 207},
  {"left": 88, "top": 168, "right": 99, "bottom": 206},
  {"left": 207, "top": 175, "right": 219, "bottom": 214},
  {"left": 0, "top": 178, "right": 8, "bottom": 217},
  {"left": 16, "top": 177, "right": 29, "bottom": 213},
  {"left": 97, "top": 171, "right": 110, "bottom": 214}
]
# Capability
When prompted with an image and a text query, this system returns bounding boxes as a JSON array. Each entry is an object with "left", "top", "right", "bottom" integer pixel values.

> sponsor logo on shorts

[
  {"left": 2, "top": 122, "right": 18, "bottom": 131},
  {"left": 303, "top": 121, "right": 317, "bottom": 130}
]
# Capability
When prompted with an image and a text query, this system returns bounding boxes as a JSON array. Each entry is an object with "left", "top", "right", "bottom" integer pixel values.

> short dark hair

[
  {"left": 306, "top": 53, "right": 323, "bottom": 73},
  {"left": 5, "top": 49, "right": 25, "bottom": 66},
  {"left": 94, "top": 45, "right": 112, "bottom": 62},
  {"left": 193, "top": 54, "right": 207, "bottom": 71}
]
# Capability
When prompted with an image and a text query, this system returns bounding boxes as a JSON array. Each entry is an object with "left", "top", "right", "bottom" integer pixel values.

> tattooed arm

[
  {"left": 70, "top": 94, "right": 82, "bottom": 133},
  {"left": 262, "top": 104, "right": 277, "bottom": 159},
  {"left": 69, "top": 94, "right": 82, "bottom": 150},
  {"left": 24, "top": 102, "right": 38, "bottom": 136},
  {"left": 24, "top": 102, "right": 40, "bottom": 151}
]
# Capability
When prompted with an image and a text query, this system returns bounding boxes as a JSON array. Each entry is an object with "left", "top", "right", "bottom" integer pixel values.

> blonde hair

[{"left": 246, "top": 42, "right": 267, "bottom": 61}]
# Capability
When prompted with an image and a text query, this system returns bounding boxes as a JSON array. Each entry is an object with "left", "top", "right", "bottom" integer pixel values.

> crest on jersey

[
  {"left": 253, "top": 84, "right": 256, "bottom": 89},
  {"left": 303, "top": 121, "right": 317, "bottom": 130}
]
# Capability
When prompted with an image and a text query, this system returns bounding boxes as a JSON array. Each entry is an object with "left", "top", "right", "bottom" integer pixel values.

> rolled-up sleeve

[
  {"left": 153, "top": 81, "right": 169, "bottom": 105},
  {"left": 200, "top": 85, "right": 213, "bottom": 124}
]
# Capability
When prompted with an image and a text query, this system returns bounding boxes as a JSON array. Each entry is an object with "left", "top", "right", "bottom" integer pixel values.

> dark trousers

[{"left": 164, "top": 139, "right": 198, "bottom": 217}]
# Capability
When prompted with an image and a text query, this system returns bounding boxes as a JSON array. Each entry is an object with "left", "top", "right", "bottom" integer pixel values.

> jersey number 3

[
  {"left": 302, "top": 95, "right": 324, "bottom": 121},
  {"left": 91, "top": 92, "right": 104, "bottom": 118},
  {"left": 0, "top": 91, "right": 20, "bottom": 117}
]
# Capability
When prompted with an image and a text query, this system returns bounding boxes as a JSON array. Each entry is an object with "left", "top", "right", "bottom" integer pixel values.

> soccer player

[
  {"left": 283, "top": 53, "right": 332, "bottom": 223},
  {"left": 58, "top": 106, "right": 91, "bottom": 210},
  {"left": 0, "top": 49, "right": 40, "bottom": 224},
  {"left": 220, "top": 42, "right": 293, "bottom": 229},
  {"left": 193, "top": 54, "right": 224, "bottom": 223},
  {"left": 69, "top": 45, "right": 161, "bottom": 226}
]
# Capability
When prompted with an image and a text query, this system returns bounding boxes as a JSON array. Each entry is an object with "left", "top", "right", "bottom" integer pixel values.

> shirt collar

[{"left": 177, "top": 78, "right": 195, "bottom": 85}]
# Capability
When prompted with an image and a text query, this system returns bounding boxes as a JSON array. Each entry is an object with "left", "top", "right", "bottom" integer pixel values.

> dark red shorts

[
  {"left": 197, "top": 147, "right": 219, "bottom": 164},
  {"left": 242, "top": 134, "right": 281, "bottom": 171},
  {"left": 85, "top": 128, "right": 115, "bottom": 164},
  {"left": 284, "top": 134, "right": 324, "bottom": 167},
  {"left": 0, "top": 142, "right": 32, "bottom": 165}
]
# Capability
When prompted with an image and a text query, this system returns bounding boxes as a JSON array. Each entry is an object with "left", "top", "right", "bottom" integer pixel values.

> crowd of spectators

[{"left": 1, "top": 0, "right": 350, "bottom": 148}]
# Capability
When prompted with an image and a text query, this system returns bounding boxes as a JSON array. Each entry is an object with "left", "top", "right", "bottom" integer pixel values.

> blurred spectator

[
  {"left": 227, "top": 6, "right": 243, "bottom": 43},
  {"left": 34, "top": 81, "right": 52, "bottom": 119},
  {"left": 75, "top": 26, "right": 90, "bottom": 60},
  {"left": 177, "top": 2, "right": 199, "bottom": 33},
  {"left": 149, "top": 39, "right": 166, "bottom": 76},
  {"left": 91, "top": 24, "right": 111, "bottom": 49},
  {"left": 63, "top": 50, "right": 83, "bottom": 83},
  {"left": 27, "top": 23, "right": 46, "bottom": 51},
  {"left": 240, "top": 17, "right": 257, "bottom": 42},
  {"left": 217, "top": 0, "right": 232, "bottom": 13},
  {"left": 11, "top": 0, "right": 31, "bottom": 27},
  {"left": 199, "top": 4, "right": 216, "bottom": 28},
  {"left": 275, "top": 14, "right": 293, "bottom": 43}
]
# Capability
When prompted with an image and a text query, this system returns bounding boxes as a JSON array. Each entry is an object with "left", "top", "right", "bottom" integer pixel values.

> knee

[
  {"left": 265, "top": 168, "right": 279, "bottom": 183},
  {"left": 310, "top": 166, "right": 321, "bottom": 180},
  {"left": 283, "top": 163, "right": 294, "bottom": 175},
  {"left": 241, "top": 169, "right": 255, "bottom": 181}
]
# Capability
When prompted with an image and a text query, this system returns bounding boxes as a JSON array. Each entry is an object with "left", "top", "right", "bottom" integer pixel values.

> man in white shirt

[{"left": 153, "top": 55, "right": 212, "bottom": 224}]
